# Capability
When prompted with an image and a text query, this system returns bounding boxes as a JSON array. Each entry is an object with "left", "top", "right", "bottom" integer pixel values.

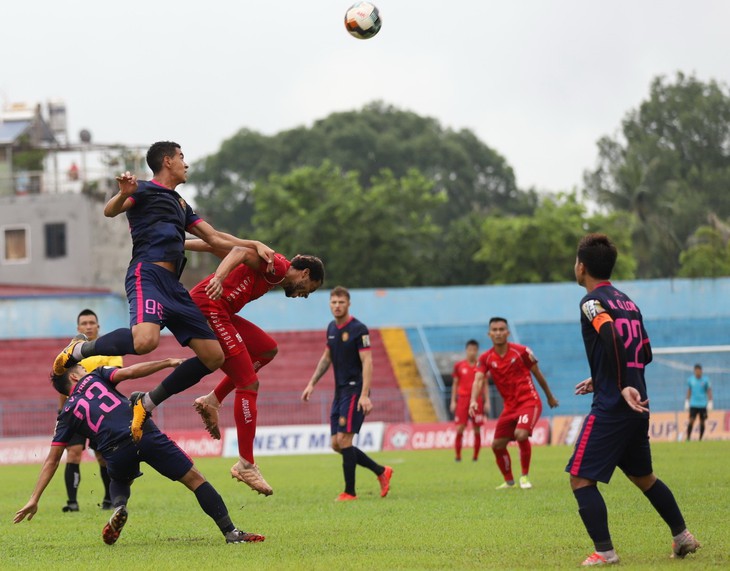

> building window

[
  {"left": 2, "top": 226, "right": 30, "bottom": 263},
  {"left": 45, "top": 222, "right": 67, "bottom": 259}
]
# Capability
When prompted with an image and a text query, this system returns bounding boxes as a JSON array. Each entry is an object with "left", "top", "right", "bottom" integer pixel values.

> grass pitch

[{"left": 1, "top": 441, "right": 727, "bottom": 570}]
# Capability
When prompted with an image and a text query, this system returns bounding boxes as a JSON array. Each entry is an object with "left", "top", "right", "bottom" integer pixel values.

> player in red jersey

[
  {"left": 450, "top": 339, "right": 487, "bottom": 462},
  {"left": 184, "top": 242, "right": 324, "bottom": 496},
  {"left": 470, "top": 317, "right": 559, "bottom": 489}
]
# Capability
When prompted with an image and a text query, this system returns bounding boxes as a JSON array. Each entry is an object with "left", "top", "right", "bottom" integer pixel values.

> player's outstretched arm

[
  {"left": 187, "top": 223, "right": 275, "bottom": 271},
  {"left": 14, "top": 446, "right": 65, "bottom": 523},
  {"left": 105, "top": 172, "right": 137, "bottom": 217},
  {"left": 531, "top": 364, "right": 559, "bottom": 408},
  {"left": 302, "top": 349, "right": 332, "bottom": 401},
  {"left": 358, "top": 350, "right": 374, "bottom": 416},
  {"left": 204, "top": 246, "right": 262, "bottom": 300},
  {"left": 111, "top": 358, "right": 184, "bottom": 384}
]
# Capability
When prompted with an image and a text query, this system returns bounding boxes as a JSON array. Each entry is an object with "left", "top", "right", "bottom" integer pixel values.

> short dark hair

[
  {"left": 466, "top": 339, "right": 479, "bottom": 348},
  {"left": 489, "top": 317, "right": 508, "bottom": 327},
  {"left": 50, "top": 368, "right": 75, "bottom": 396},
  {"left": 146, "top": 141, "right": 181, "bottom": 174},
  {"left": 694, "top": 363, "right": 702, "bottom": 370},
  {"left": 77, "top": 308, "right": 98, "bottom": 324},
  {"left": 330, "top": 285, "right": 350, "bottom": 300},
  {"left": 577, "top": 233, "right": 617, "bottom": 280},
  {"left": 291, "top": 255, "right": 325, "bottom": 284}
]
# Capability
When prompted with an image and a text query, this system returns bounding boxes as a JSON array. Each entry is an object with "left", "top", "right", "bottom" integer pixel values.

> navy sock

[
  {"left": 99, "top": 466, "right": 111, "bottom": 502},
  {"left": 109, "top": 479, "right": 131, "bottom": 508},
  {"left": 643, "top": 479, "right": 686, "bottom": 536},
  {"left": 341, "top": 446, "right": 357, "bottom": 496},
  {"left": 148, "top": 358, "right": 213, "bottom": 406},
  {"left": 65, "top": 463, "right": 80, "bottom": 503},
  {"left": 354, "top": 446, "right": 384, "bottom": 475},
  {"left": 83, "top": 328, "right": 137, "bottom": 357},
  {"left": 194, "top": 482, "right": 234, "bottom": 534},
  {"left": 574, "top": 486, "right": 613, "bottom": 552}
]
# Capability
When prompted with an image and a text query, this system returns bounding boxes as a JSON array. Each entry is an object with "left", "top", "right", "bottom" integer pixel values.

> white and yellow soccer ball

[{"left": 344, "top": 2, "right": 382, "bottom": 40}]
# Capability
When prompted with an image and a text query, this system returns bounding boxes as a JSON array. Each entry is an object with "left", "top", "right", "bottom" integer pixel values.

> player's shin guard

[
  {"left": 493, "top": 448, "right": 514, "bottom": 482},
  {"left": 234, "top": 389, "right": 258, "bottom": 464},
  {"left": 353, "top": 446, "right": 383, "bottom": 475},
  {"left": 153, "top": 357, "right": 214, "bottom": 405},
  {"left": 85, "top": 328, "right": 137, "bottom": 358},
  {"left": 109, "top": 479, "right": 131, "bottom": 508},
  {"left": 455, "top": 432, "right": 463, "bottom": 460},
  {"left": 341, "top": 446, "right": 357, "bottom": 496},
  {"left": 473, "top": 432, "right": 481, "bottom": 460},
  {"left": 65, "top": 463, "right": 80, "bottom": 503},
  {"left": 518, "top": 439, "right": 532, "bottom": 475},
  {"left": 643, "top": 479, "right": 687, "bottom": 536},
  {"left": 194, "top": 481, "right": 235, "bottom": 534},
  {"left": 574, "top": 485, "right": 613, "bottom": 552}
]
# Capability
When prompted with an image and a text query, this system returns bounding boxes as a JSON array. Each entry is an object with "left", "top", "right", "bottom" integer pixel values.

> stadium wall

[{"left": 2, "top": 277, "right": 730, "bottom": 339}]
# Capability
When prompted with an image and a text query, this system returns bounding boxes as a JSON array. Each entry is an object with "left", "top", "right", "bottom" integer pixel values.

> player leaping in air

[
  {"left": 184, "top": 241, "right": 324, "bottom": 496},
  {"left": 51, "top": 141, "right": 274, "bottom": 442},
  {"left": 14, "top": 360, "right": 264, "bottom": 544}
]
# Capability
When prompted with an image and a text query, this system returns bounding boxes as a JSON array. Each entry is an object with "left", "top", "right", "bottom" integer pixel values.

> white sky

[{"left": 2, "top": 1, "right": 728, "bottom": 192}]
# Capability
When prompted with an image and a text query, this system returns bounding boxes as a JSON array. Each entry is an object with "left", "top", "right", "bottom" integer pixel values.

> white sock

[{"left": 142, "top": 393, "right": 157, "bottom": 412}]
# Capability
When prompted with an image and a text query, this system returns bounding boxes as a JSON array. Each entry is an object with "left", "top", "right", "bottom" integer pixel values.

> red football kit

[
  {"left": 189, "top": 253, "right": 290, "bottom": 464},
  {"left": 477, "top": 343, "right": 542, "bottom": 439},
  {"left": 452, "top": 359, "right": 484, "bottom": 426}
]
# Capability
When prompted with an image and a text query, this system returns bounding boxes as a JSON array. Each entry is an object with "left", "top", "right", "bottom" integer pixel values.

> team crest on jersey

[
  {"left": 338, "top": 416, "right": 347, "bottom": 427},
  {"left": 178, "top": 197, "right": 187, "bottom": 210},
  {"left": 362, "top": 334, "right": 371, "bottom": 348},
  {"left": 582, "top": 299, "right": 606, "bottom": 320},
  {"left": 342, "top": 332, "right": 349, "bottom": 342}
]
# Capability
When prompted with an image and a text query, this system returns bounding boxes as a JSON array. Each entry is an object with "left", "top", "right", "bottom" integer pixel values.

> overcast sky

[{"left": 2, "top": 1, "right": 728, "bottom": 192}]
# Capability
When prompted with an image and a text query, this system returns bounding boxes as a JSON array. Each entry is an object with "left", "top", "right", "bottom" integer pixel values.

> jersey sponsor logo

[
  {"left": 328, "top": 335, "right": 335, "bottom": 339},
  {"left": 581, "top": 299, "right": 605, "bottom": 321},
  {"left": 362, "top": 334, "right": 370, "bottom": 348},
  {"left": 342, "top": 332, "right": 349, "bottom": 342}
]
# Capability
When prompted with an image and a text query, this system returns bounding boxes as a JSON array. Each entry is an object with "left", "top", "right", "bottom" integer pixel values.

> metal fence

[{"left": 0, "top": 389, "right": 412, "bottom": 439}]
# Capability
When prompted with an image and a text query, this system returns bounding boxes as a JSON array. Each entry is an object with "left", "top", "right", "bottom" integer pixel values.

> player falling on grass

[
  {"left": 301, "top": 286, "right": 393, "bottom": 501},
  {"left": 450, "top": 339, "right": 487, "bottom": 462},
  {"left": 58, "top": 309, "right": 122, "bottom": 513},
  {"left": 685, "top": 363, "right": 713, "bottom": 441},
  {"left": 470, "top": 317, "right": 559, "bottom": 490},
  {"left": 14, "top": 360, "right": 264, "bottom": 544},
  {"left": 52, "top": 141, "right": 274, "bottom": 442},
  {"left": 568, "top": 233, "right": 699, "bottom": 566},
  {"left": 184, "top": 241, "right": 324, "bottom": 496}
]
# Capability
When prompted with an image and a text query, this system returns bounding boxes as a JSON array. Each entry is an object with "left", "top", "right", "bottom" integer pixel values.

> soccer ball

[{"left": 344, "top": 2, "right": 382, "bottom": 40}]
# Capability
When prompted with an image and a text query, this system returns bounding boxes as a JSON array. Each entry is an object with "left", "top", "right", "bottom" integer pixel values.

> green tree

[
  {"left": 249, "top": 162, "right": 446, "bottom": 288},
  {"left": 474, "top": 193, "right": 635, "bottom": 284},
  {"left": 192, "top": 102, "right": 533, "bottom": 235},
  {"left": 678, "top": 221, "right": 730, "bottom": 278},
  {"left": 584, "top": 72, "right": 730, "bottom": 278}
]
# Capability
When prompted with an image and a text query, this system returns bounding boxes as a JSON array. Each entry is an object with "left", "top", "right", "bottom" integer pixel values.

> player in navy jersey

[
  {"left": 301, "top": 286, "right": 393, "bottom": 501},
  {"left": 14, "top": 360, "right": 264, "bottom": 545},
  {"left": 567, "top": 233, "right": 699, "bottom": 566},
  {"left": 52, "top": 141, "right": 275, "bottom": 442}
]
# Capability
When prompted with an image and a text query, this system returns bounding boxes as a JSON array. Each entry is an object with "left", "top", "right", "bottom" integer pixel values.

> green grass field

[{"left": 1, "top": 441, "right": 727, "bottom": 570}]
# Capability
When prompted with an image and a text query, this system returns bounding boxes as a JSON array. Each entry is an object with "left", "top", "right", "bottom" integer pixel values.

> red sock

[
  {"left": 493, "top": 448, "right": 514, "bottom": 482},
  {"left": 518, "top": 439, "right": 532, "bottom": 476},
  {"left": 234, "top": 389, "right": 258, "bottom": 463},
  {"left": 455, "top": 432, "right": 463, "bottom": 460},
  {"left": 213, "top": 375, "right": 236, "bottom": 403},
  {"left": 251, "top": 354, "right": 274, "bottom": 373},
  {"left": 473, "top": 432, "right": 481, "bottom": 460}
]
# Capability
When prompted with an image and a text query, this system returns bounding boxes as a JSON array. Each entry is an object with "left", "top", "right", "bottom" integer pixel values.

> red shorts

[
  {"left": 454, "top": 396, "right": 485, "bottom": 427},
  {"left": 493, "top": 401, "right": 542, "bottom": 440}
]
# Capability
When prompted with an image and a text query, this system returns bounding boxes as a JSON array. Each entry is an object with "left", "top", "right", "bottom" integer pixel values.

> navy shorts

[
  {"left": 66, "top": 432, "right": 99, "bottom": 450},
  {"left": 689, "top": 407, "right": 707, "bottom": 421},
  {"left": 125, "top": 262, "right": 216, "bottom": 346},
  {"left": 566, "top": 414, "right": 652, "bottom": 483},
  {"left": 105, "top": 428, "right": 193, "bottom": 483},
  {"left": 330, "top": 392, "right": 365, "bottom": 436}
]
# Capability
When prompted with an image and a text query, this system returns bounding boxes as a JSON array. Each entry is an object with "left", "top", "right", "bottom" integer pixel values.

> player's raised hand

[
  {"left": 358, "top": 395, "right": 373, "bottom": 416},
  {"left": 115, "top": 171, "right": 138, "bottom": 197},
  {"left": 254, "top": 241, "right": 275, "bottom": 273},
  {"left": 13, "top": 501, "right": 38, "bottom": 523},
  {"left": 205, "top": 276, "right": 224, "bottom": 300},
  {"left": 621, "top": 386, "right": 649, "bottom": 413},
  {"left": 575, "top": 377, "right": 593, "bottom": 395}
]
